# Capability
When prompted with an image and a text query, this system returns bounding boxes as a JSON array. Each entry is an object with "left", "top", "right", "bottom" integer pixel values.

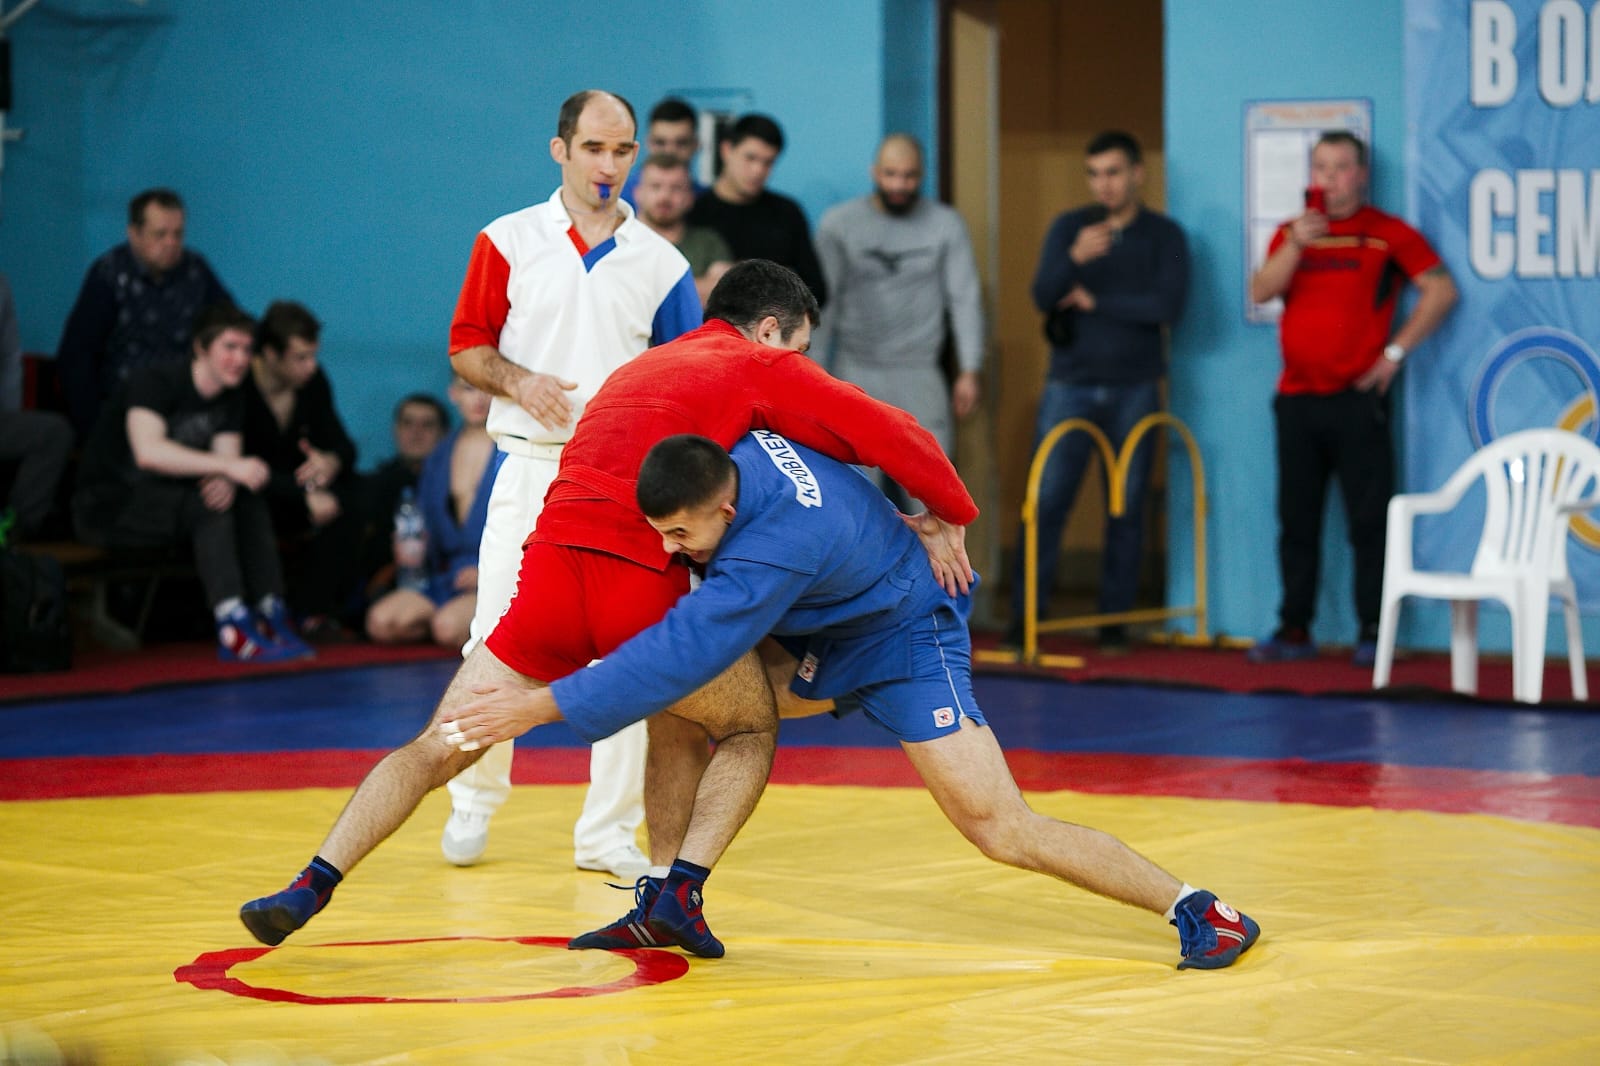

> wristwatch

[{"left": 1382, "top": 343, "right": 1407, "bottom": 364}]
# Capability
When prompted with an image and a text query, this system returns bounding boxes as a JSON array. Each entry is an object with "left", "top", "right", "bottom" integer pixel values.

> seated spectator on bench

[
  {"left": 353, "top": 392, "right": 449, "bottom": 601},
  {"left": 55, "top": 188, "right": 234, "bottom": 439},
  {"left": 71, "top": 304, "right": 312, "bottom": 662},
  {"left": 1, "top": 272, "right": 73, "bottom": 543},
  {"left": 241, "top": 300, "right": 361, "bottom": 639},
  {"left": 365, "top": 377, "right": 501, "bottom": 648}
]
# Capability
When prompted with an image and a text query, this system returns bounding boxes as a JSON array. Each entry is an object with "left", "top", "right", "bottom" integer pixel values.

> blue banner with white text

[{"left": 1405, "top": 0, "right": 1600, "bottom": 610}]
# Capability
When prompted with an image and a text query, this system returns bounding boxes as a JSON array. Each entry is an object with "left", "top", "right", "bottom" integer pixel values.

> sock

[
  {"left": 648, "top": 865, "right": 672, "bottom": 880},
  {"left": 290, "top": 855, "right": 345, "bottom": 910},
  {"left": 666, "top": 858, "right": 711, "bottom": 884},
  {"left": 214, "top": 597, "right": 244, "bottom": 621},
  {"left": 1164, "top": 883, "right": 1198, "bottom": 922}
]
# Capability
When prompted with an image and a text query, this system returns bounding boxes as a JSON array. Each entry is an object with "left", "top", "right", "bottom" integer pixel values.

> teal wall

[
  {"left": 4, "top": 0, "right": 1581, "bottom": 652},
  {"left": 0, "top": 0, "right": 892, "bottom": 464},
  {"left": 1163, "top": 0, "right": 1409, "bottom": 647}
]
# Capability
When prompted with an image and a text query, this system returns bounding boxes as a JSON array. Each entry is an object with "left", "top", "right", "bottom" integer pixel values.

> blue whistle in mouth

[{"left": 598, "top": 183, "right": 612, "bottom": 200}]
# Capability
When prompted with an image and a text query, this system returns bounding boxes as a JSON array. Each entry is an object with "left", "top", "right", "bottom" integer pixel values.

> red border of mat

[
  {"left": 5, "top": 747, "right": 1595, "bottom": 828},
  {"left": 5, "top": 634, "right": 1587, "bottom": 706},
  {"left": 0, "top": 641, "right": 457, "bottom": 704}
]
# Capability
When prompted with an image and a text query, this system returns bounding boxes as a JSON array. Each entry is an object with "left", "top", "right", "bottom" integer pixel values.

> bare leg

[
  {"left": 570, "top": 648, "right": 777, "bottom": 955},
  {"left": 901, "top": 719, "right": 1181, "bottom": 914},
  {"left": 429, "top": 593, "right": 477, "bottom": 649},
  {"left": 364, "top": 588, "right": 434, "bottom": 643},
  {"left": 317, "top": 645, "right": 541, "bottom": 873},
  {"left": 658, "top": 647, "right": 777, "bottom": 867},
  {"left": 643, "top": 711, "right": 711, "bottom": 865}
]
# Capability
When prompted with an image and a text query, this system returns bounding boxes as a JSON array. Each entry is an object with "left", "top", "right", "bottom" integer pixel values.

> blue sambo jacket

[{"left": 551, "top": 430, "right": 969, "bottom": 741}]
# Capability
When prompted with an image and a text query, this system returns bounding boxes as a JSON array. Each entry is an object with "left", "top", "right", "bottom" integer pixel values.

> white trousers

[{"left": 444, "top": 450, "right": 646, "bottom": 860}]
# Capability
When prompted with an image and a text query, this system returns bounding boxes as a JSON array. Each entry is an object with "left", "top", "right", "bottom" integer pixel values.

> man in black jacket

[{"left": 240, "top": 300, "right": 361, "bottom": 636}]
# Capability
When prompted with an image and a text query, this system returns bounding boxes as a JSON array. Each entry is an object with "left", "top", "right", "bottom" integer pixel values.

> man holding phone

[
  {"left": 1008, "top": 130, "right": 1189, "bottom": 652},
  {"left": 1247, "top": 130, "right": 1457, "bottom": 665}
]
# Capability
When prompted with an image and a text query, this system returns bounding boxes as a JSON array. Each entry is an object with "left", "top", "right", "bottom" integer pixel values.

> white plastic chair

[{"left": 1372, "top": 427, "right": 1600, "bottom": 703}]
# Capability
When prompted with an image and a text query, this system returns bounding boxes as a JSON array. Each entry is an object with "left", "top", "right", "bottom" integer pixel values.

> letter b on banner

[{"left": 1472, "top": 0, "right": 1518, "bottom": 106}]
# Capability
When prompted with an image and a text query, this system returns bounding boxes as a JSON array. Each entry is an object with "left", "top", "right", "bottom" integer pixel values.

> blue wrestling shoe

[
  {"left": 1172, "top": 890, "right": 1260, "bottom": 970},
  {"left": 239, "top": 860, "right": 340, "bottom": 946},
  {"left": 647, "top": 876, "right": 725, "bottom": 959},
  {"left": 256, "top": 597, "right": 316, "bottom": 660},
  {"left": 568, "top": 877, "right": 665, "bottom": 951},
  {"left": 216, "top": 604, "right": 288, "bottom": 663}
]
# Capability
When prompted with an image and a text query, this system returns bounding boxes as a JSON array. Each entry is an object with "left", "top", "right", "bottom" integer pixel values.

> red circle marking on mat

[{"left": 174, "top": 935, "right": 689, "bottom": 1004}]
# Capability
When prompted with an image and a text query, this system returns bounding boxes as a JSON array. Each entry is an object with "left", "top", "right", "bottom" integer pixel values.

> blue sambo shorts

[{"left": 779, "top": 603, "right": 986, "bottom": 744}]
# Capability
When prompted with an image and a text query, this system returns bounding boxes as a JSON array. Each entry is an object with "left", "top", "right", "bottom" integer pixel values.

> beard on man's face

[{"left": 876, "top": 185, "right": 920, "bottom": 216}]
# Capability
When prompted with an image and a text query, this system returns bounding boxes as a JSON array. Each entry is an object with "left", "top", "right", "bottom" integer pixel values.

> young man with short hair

[
  {"left": 72, "top": 304, "right": 310, "bottom": 662},
  {"left": 1012, "top": 130, "right": 1189, "bottom": 652},
  {"left": 688, "top": 113, "right": 827, "bottom": 305},
  {"left": 242, "top": 300, "right": 361, "bottom": 635},
  {"left": 619, "top": 96, "right": 706, "bottom": 206}
]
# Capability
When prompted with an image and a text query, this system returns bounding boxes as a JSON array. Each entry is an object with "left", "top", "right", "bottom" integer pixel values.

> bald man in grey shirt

[{"left": 815, "top": 134, "right": 985, "bottom": 507}]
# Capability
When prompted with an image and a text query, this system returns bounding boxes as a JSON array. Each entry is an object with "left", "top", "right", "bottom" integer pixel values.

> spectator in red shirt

[{"left": 1247, "top": 130, "right": 1457, "bottom": 666}]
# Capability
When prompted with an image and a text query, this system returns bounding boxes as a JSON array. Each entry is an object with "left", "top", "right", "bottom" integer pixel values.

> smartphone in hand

[{"left": 1304, "top": 186, "right": 1326, "bottom": 214}]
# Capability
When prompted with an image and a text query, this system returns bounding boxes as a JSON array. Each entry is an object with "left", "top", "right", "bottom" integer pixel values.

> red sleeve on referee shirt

[{"left": 448, "top": 231, "right": 512, "bottom": 355}]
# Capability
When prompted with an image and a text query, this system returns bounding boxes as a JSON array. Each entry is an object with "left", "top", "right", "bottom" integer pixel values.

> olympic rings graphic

[{"left": 1468, "top": 327, "right": 1600, "bottom": 549}]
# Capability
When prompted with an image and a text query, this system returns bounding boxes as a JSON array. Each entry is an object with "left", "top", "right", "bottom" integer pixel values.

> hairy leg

[
  {"left": 643, "top": 711, "right": 711, "bottom": 865},
  {"left": 901, "top": 720, "right": 1181, "bottom": 914},
  {"left": 656, "top": 647, "right": 778, "bottom": 868},
  {"left": 317, "top": 645, "right": 537, "bottom": 872}
]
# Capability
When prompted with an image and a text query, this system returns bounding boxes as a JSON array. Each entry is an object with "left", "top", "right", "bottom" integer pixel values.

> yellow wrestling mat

[{"left": 2, "top": 784, "right": 1598, "bottom": 1064}]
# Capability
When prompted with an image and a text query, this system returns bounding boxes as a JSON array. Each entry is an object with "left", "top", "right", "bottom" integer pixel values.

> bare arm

[
  {"left": 1250, "top": 214, "right": 1327, "bottom": 304},
  {"left": 951, "top": 370, "right": 981, "bottom": 419},
  {"left": 1390, "top": 264, "right": 1459, "bottom": 351},
  {"left": 1355, "top": 264, "right": 1460, "bottom": 394},
  {"left": 127, "top": 409, "right": 267, "bottom": 488},
  {"left": 211, "top": 430, "right": 242, "bottom": 461},
  {"left": 450, "top": 344, "right": 578, "bottom": 431},
  {"left": 444, "top": 682, "right": 565, "bottom": 750}
]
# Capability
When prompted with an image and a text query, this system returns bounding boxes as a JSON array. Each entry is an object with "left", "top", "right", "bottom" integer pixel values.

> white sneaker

[
  {"left": 576, "top": 843, "right": 649, "bottom": 880},
  {"left": 441, "top": 810, "right": 491, "bottom": 866}
]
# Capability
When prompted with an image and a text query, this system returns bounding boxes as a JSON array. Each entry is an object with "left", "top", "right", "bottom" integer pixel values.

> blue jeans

[{"left": 1011, "top": 379, "right": 1161, "bottom": 626}]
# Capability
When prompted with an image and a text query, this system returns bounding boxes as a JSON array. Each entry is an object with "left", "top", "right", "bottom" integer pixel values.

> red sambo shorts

[{"left": 484, "top": 540, "right": 691, "bottom": 683}]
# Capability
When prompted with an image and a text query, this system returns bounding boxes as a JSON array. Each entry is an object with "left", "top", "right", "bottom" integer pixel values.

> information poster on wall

[
  {"left": 1405, "top": 0, "right": 1600, "bottom": 607},
  {"left": 1242, "top": 99, "right": 1373, "bottom": 323}
]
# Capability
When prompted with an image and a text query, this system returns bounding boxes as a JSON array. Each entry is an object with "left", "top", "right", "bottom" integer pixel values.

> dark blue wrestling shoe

[
  {"left": 568, "top": 876, "right": 665, "bottom": 950},
  {"left": 239, "top": 863, "right": 338, "bottom": 946},
  {"left": 646, "top": 876, "right": 724, "bottom": 959},
  {"left": 1173, "top": 890, "right": 1260, "bottom": 970}
]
